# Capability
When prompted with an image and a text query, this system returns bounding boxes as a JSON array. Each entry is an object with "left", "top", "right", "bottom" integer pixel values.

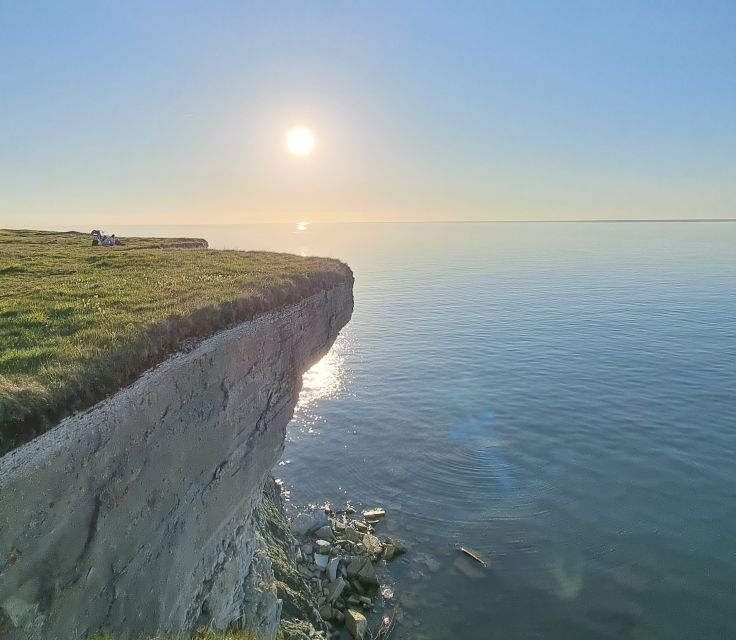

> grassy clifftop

[{"left": 0, "top": 229, "right": 352, "bottom": 455}]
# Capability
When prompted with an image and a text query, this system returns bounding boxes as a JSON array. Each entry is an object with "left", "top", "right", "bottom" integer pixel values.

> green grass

[{"left": 0, "top": 229, "right": 351, "bottom": 455}]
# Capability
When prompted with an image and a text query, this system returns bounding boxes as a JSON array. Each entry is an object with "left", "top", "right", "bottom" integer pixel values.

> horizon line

[{"left": 4, "top": 218, "right": 736, "bottom": 231}]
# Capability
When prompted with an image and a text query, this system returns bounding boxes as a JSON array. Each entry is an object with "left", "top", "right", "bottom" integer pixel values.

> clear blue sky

[{"left": 1, "top": 1, "right": 734, "bottom": 225}]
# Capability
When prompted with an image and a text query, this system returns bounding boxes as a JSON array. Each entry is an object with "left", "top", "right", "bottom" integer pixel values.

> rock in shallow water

[
  {"left": 292, "top": 511, "right": 330, "bottom": 537},
  {"left": 362, "top": 508, "right": 386, "bottom": 520},
  {"left": 345, "top": 608, "right": 368, "bottom": 640},
  {"left": 347, "top": 557, "right": 379, "bottom": 588},
  {"left": 315, "top": 525, "right": 335, "bottom": 541},
  {"left": 362, "top": 533, "right": 383, "bottom": 556}
]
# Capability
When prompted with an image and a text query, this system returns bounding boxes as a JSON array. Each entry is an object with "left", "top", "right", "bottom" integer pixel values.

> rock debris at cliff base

[{"left": 269, "top": 493, "right": 406, "bottom": 640}]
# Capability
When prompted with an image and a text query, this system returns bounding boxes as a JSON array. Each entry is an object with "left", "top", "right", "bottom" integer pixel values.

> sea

[{"left": 117, "top": 222, "right": 735, "bottom": 640}]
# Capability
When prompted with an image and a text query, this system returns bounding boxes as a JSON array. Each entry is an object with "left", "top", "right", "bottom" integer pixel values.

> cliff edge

[{"left": 0, "top": 276, "right": 353, "bottom": 639}]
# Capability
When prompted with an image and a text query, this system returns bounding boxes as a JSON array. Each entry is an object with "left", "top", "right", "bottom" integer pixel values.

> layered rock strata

[{"left": 0, "top": 277, "right": 353, "bottom": 640}]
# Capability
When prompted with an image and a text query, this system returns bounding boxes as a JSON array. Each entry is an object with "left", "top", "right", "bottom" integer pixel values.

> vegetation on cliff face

[
  {"left": 0, "top": 229, "right": 352, "bottom": 454},
  {"left": 256, "top": 479, "right": 328, "bottom": 640},
  {"left": 88, "top": 629, "right": 260, "bottom": 640}
]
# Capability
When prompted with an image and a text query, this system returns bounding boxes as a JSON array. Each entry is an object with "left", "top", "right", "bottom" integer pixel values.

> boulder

[
  {"left": 291, "top": 511, "right": 329, "bottom": 536},
  {"left": 345, "top": 609, "right": 368, "bottom": 640},
  {"left": 383, "top": 544, "right": 395, "bottom": 561},
  {"left": 362, "top": 533, "right": 383, "bottom": 556},
  {"left": 315, "top": 539, "right": 332, "bottom": 555},
  {"left": 314, "top": 553, "right": 330, "bottom": 569},
  {"left": 318, "top": 604, "right": 333, "bottom": 621},
  {"left": 384, "top": 536, "right": 407, "bottom": 556},
  {"left": 344, "top": 527, "right": 361, "bottom": 543},
  {"left": 327, "top": 576, "right": 346, "bottom": 603},
  {"left": 347, "top": 557, "right": 379, "bottom": 588},
  {"left": 315, "top": 525, "right": 335, "bottom": 541}
]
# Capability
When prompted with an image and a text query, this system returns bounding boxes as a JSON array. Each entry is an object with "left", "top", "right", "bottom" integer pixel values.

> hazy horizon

[{"left": 1, "top": 1, "right": 735, "bottom": 227}]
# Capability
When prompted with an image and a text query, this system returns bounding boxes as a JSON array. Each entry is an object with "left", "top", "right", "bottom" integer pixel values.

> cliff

[{"left": 0, "top": 278, "right": 353, "bottom": 639}]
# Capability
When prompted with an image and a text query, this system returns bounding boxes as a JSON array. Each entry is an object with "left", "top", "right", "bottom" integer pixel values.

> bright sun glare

[{"left": 286, "top": 126, "right": 315, "bottom": 156}]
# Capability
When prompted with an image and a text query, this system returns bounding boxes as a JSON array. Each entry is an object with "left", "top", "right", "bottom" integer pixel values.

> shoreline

[{"left": 260, "top": 479, "right": 405, "bottom": 640}]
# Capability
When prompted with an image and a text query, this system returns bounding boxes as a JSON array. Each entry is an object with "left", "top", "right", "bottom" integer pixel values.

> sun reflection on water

[{"left": 293, "top": 335, "right": 348, "bottom": 434}]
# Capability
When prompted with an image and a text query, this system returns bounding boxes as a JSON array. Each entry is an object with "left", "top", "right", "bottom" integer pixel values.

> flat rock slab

[{"left": 362, "top": 508, "right": 386, "bottom": 520}]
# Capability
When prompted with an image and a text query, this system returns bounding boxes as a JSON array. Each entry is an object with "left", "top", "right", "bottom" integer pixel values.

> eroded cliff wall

[{"left": 0, "top": 280, "right": 353, "bottom": 640}]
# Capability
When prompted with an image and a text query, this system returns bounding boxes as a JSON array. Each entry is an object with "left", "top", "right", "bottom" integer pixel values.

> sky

[{"left": 1, "top": 1, "right": 735, "bottom": 226}]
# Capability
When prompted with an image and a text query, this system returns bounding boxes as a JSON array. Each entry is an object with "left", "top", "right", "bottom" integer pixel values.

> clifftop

[{"left": 0, "top": 229, "right": 353, "bottom": 454}]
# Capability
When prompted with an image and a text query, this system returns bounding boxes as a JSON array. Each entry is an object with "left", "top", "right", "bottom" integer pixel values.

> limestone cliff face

[{"left": 0, "top": 278, "right": 353, "bottom": 640}]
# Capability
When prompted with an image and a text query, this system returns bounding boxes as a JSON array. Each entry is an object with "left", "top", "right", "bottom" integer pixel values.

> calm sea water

[{"left": 119, "top": 222, "right": 736, "bottom": 639}]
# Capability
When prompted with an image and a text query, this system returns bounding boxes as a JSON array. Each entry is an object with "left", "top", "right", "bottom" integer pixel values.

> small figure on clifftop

[{"left": 91, "top": 230, "right": 122, "bottom": 246}]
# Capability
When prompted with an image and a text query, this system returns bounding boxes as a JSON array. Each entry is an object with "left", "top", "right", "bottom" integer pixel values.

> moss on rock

[{"left": 255, "top": 480, "right": 328, "bottom": 640}]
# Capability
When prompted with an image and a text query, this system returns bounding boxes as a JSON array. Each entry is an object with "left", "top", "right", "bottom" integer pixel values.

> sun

[{"left": 286, "top": 126, "right": 315, "bottom": 157}]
